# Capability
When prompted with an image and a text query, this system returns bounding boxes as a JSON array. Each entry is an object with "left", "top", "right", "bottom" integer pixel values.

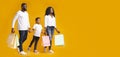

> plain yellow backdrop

[{"left": 0, "top": 0, "right": 120, "bottom": 57}]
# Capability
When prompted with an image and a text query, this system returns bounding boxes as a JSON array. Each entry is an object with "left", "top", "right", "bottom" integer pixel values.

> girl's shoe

[
  {"left": 34, "top": 50, "right": 39, "bottom": 54},
  {"left": 49, "top": 50, "right": 54, "bottom": 53}
]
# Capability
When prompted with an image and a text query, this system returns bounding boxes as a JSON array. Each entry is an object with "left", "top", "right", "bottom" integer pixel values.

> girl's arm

[{"left": 29, "top": 28, "right": 34, "bottom": 33}]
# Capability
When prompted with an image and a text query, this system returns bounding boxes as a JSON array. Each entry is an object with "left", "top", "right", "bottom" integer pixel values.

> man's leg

[
  {"left": 22, "top": 30, "right": 28, "bottom": 43},
  {"left": 18, "top": 31, "right": 25, "bottom": 52}
]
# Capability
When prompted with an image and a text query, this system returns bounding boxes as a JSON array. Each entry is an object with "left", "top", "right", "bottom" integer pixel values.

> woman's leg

[{"left": 48, "top": 27, "right": 55, "bottom": 50}]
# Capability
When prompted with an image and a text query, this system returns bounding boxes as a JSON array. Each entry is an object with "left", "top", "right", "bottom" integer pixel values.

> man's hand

[
  {"left": 11, "top": 28, "right": 15, "bottom": 33},
  {"left": 28, "top": 28, "right": 31, "bottom": 33}
]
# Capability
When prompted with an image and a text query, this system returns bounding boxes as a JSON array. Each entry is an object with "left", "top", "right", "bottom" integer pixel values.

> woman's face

[{"left": 50, "top": 8, "right": 53, "bottom": 14}]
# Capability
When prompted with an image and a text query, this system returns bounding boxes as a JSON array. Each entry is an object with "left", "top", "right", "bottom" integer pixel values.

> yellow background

[{"left": 0, "top": 0, "right": 120, "bottom": 57}]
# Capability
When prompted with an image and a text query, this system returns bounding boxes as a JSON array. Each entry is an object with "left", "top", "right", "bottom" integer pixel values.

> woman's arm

[{"left": 55, "top": 28, "right": 60, "bottom": 34}]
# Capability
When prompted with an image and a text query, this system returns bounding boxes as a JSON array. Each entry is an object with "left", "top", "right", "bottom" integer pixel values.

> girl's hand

[
  {"left": 28, "top": 28, "right": 31, "bottom": 33},
  {"left": 28, "top": 28, "right": 34, "bottom": 33}
]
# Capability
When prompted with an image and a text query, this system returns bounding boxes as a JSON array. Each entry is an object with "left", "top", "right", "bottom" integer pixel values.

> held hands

[
  {"left": 28, "top": 28, "right": 31, "bottom": 33},
  {"left": 28, "top": 28, "right": 34, "bottom": 33}
]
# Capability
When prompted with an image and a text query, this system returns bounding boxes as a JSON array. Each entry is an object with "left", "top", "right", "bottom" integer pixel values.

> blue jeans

[
  {"left": 18, "top": 30, "right": 28, "bottom": 52},
  {"left": 46, "top": 26, "right": 55, "bottom": 50}
]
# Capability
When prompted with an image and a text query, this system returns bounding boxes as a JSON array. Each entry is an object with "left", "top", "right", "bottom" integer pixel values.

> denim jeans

[
  {"left": 46, "top": 26, "right": 55, "bottom": 50},
  {"left": 18, "top": 30, "right": 28, "bottom": 52}
]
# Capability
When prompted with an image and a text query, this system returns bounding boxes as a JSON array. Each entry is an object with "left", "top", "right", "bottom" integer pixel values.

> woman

[{"left": 44, "top": 7, "right": 60, "bottom": 53}]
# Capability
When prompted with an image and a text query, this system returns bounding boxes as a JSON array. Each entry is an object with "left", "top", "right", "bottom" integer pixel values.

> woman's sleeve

[
  {"left": 45, "top": 16, "right": 48, "bottom": 27},
  {"left": 54, "top": 18, "right": 56, "bottom": 28}
]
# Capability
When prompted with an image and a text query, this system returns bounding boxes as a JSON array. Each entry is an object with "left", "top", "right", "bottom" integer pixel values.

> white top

[
  {"left": 45, "top": 15, "right": 56, "bottom": 28},
  {"left": 12, "top": 10, "right": 30, "bottom": 30},
  {"left": 33, "top": 24, "right": 42, "bottom": 37}
]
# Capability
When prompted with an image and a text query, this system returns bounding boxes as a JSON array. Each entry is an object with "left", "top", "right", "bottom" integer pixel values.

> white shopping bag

[
  {"left": 7, "top": 33, "right": 19, "bottom": 49},
  {"left": 54, "top": 34, "right": 64, "bottom": 46}
]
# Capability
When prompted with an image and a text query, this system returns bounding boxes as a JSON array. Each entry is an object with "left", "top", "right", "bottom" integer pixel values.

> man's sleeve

[
  {"left": 12, "top": 12, "right": 19, "bottom": 28},
  {"left": 27, "top": 14, "right": 30, "bottom": 28}
]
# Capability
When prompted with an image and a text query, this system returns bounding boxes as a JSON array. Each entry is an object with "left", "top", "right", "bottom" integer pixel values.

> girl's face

[
  {"left": 50, "top": 8, "right": 53, "bottom": 14},
  {"left": 36, "top": 19, "right": 40, "bottom": 24}
]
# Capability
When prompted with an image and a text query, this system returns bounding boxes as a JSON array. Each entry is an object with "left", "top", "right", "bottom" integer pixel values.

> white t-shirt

[
  {"left": 45, "top": 15, "right": 56, "bottom": 28},
  {"left": 12, "top": 10, "right": 30, "bottom": 30},
  {"left": 33, "top": 24, "right": 42, "bottom": 37}
]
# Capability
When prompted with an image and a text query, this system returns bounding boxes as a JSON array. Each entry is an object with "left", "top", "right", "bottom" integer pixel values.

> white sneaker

[
  {"left": 19, "top": 51, "right": 27, "bottom": 55},
  {"left": 49, "top": 50, "right": 54, "bottom": 53},
  {"left": 34, "top": 50, "right": 39, "bottom": 54}
]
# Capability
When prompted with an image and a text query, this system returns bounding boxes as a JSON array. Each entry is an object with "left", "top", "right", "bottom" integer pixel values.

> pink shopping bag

[{"left": 42, "top": 36, "right": 50, "bottom": 46}]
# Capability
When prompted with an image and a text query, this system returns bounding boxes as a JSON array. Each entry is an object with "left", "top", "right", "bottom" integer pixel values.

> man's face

[{"left": 22, "top": 5, "right": 27, "bottom": 11}]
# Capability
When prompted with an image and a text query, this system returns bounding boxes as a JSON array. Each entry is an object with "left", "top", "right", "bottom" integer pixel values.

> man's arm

[{"left": 11, "top": 12, "right": 19, "bottom": 33}]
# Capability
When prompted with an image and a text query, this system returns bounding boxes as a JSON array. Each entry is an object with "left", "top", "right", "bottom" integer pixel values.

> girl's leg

[
  {"left": 28, "top": 36, "right": 35, "bottom": 50},
  {"left": 34, "top": 36, "right": 39, "bottom": 54},
  {"left": 34, "top": 37, "right": 39, "bottom": 50}
]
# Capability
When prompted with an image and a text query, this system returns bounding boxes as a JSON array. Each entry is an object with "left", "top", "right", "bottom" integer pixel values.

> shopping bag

[
  {"left": 42, "top": 36, "right": 50, "bottom": 46},
  {"left": 7, "top": 33, "right": 19, "bottom": 49},
  {"left": 54, "top": 34, "right": 64, "bottom": 46},
  {"left": 15, "top": 34, "right": 19, "bottom": 47}
]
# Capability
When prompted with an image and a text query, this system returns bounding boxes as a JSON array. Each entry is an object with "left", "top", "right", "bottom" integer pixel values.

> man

[{"left": 11, "top": 3, "right": 30, "bottom": 55}]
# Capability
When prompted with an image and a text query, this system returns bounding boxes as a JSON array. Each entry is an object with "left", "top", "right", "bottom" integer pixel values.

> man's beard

[{"left": 22, "top": 8, "right": 27, "bottom": 11}]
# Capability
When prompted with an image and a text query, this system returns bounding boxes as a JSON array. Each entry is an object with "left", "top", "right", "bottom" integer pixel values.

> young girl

[
  {"left": 28, "top": 17, "right": 43, "bottom": 54},
  {"left": 44, "top": 7, "right": 60, "bottom": 53}
]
